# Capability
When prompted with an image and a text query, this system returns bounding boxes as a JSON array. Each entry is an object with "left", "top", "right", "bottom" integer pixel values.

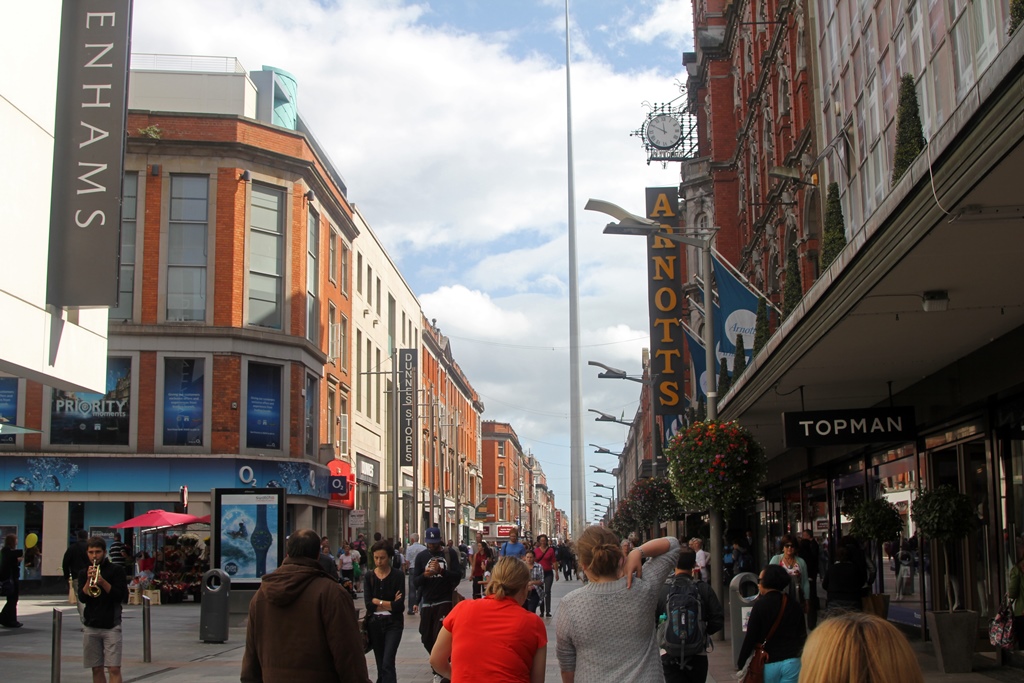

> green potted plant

[
  {"left": 847, "top": 497, "right": 903, "bottom": 618},
  {"left": 911, "top": 485, "right": 976, "bottom": 673}
]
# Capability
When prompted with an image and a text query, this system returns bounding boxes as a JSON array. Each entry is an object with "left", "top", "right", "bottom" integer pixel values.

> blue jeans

[
  {"left": 369, "top": 616, "right": 403, "bottom": 683},
  {"left": 763, "top": 657, "right": 801, "bottom": 683},
  {"left": 407, "top": 573, "right": 419, "bottom": 614}
]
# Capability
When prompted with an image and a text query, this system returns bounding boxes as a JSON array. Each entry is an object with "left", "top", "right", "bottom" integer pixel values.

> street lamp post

[
  {"left": 588, "top": 409, "right": 633, "bottom": 427},
  {"left": 590, "top": 360, "right": 661, "bottom": 478},
  {"left": 585, "top": 197, "right": 725, "bottom": 616},
  {"left": 589, "top": 465, "right": 616, "bottom": 476},
  {"left": 589, "top": 444, "right": 623, "bottom": 457}
]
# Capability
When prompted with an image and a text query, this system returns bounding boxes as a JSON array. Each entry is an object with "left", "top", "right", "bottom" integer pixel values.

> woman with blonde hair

[
  {"left": 430, "top": 557, "right": 547, "bottom": 683},
  {"left": 798, "top": 612, "right": 923, "bottom": 683},
  {"left": 556, "top": 526, "right": 679, "bottom": 683}
]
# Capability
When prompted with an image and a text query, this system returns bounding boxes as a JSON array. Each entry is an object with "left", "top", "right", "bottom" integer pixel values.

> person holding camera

[
  {"left": 413, "top": 527, "right": 463, "bottom": 683},
  {"left": 0, "top": 534, "right": 23, "bottom": 628}
]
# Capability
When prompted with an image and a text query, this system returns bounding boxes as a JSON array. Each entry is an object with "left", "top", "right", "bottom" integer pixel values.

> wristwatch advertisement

[{"left": 213, "top": 487, "right": 286, "bottom": 584}]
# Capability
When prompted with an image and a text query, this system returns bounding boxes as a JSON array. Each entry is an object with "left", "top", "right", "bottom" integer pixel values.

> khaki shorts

[{"left": 83, "top": 625, "right": 122, "bottom": 669}]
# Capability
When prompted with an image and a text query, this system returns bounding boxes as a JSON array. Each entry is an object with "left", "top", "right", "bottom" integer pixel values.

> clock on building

[{"left": 645, "top": 113, "right": 683, "bottom": 149}]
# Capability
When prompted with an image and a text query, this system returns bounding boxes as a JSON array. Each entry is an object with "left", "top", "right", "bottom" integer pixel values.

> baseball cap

[{"left": 425, "top": 527, "right": 442, "bottom": 543}]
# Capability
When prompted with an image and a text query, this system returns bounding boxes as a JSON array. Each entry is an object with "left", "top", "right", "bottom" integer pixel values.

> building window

[
  {"left": 328, "top": 303, "right": 338, "bottom": 362},
  {"left": 498, "top": 464, "right": 506, "bottom": 488},
  {"left": 339, "top": 395, "right": 349, "bottom": 454},
  {"left": 341, "top": 241, "right": 350, "bottom": 296},
  {"left": 375, "top": 348, "right": 382, "bottom": 424},
  {"left": 249, "top": 184, "right": 284, "bottom": 329},
  {"left": 498, "top": 442, "right": 505, "bottom": 458},
  {"left": 110, "top": 172, "right": 137, "bottom": 320},
  {"left": 366, "top": 338, "right": 373, "bottom": 419},
  {"left": 355, "top": 330, "right": 363, "bottom": 413},
  {"left": 167, "top": 175, "right": 208, "bottom": 322},
  {"left": 328, "top": 230, "right": 337, "bottom": 284},
  {"left": 498, "top": 498, "right": 506, "bottom": 521},
  {"left": 356, "top": 252, "right": 363, "bottom": 293},
  {"left": 327, "top": 385, "right": 336, "bottom": 447},
  {"left": 306, "top": 208, "right": 320, "bottom": 343},
  {"left": 375, "top": 277, "right": 382, "bottom": 317},
  {"left": 340, "top": 316, "right": 349, "bottom": 370},
  {"left": 305, "top": 373, "right": 319, "bottom": 457},
  {"left": 367, "top": 265, "right": 374, "bottom": 308}
]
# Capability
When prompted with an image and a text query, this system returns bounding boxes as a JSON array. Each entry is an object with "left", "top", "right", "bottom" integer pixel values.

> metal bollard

[
  {"left": 51, "top": 609, "right": 62, "bottom": 683},
  {"left": 142, "top": 595, "right": 152, "bottom": 663}
]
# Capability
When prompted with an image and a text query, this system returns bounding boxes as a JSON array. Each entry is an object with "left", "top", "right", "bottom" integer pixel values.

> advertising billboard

[
  {"left": 0, "top": 377, "right": 18, "bottom": 445},
  {"left": 50, "top": 357, "right": 131, "bottom": 445},
  {"left": 212, "top": 487, "right": 285, "bottom": 583},
  {"left": 246, "top": 363, "right": 281, "bottom": 449},
  {"left": 163, "top": 358, "right": 204, "bottom": 446}
]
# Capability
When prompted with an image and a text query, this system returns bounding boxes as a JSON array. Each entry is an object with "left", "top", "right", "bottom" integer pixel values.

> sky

[{"left": 130, "top": 0, "right": 695, "bottom": 527}]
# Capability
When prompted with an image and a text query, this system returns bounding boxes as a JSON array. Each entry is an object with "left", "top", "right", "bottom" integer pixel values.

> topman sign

[
  {"left": 783, "top": 407, "right": 916, "bottom": 448},
  {"left": 47, "top": 0, "right": 134, "bottom": 307}
]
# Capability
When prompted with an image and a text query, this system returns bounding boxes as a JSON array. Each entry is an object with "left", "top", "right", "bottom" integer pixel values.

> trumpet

[{"left": 86, "top": 559, "right": 102, "bottom": 598}]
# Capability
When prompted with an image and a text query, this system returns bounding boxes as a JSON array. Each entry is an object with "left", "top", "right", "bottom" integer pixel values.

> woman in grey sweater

[{"left": 556, "top": 527, "right": 680, "bottom": 683}]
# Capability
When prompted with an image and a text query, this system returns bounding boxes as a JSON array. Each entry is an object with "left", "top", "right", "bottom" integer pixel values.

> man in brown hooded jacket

[{"left": 241, "top": 528, "right": 370, "bottom": 683}]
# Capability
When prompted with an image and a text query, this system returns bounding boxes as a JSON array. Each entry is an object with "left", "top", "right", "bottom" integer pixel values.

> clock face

[{"left": 646, "top": 114, "right": 682, "bottom": 150}]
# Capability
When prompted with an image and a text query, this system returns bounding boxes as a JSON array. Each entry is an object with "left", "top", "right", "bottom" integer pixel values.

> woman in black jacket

[
  {"left": 737, "top": 564, "right": 806, "bottom": 683},
  {"left": 0, "top": 534, "right": 23, "bottom": 628},
  {"left": 364, "top": 540, "right": 405, "bottom": 683}
]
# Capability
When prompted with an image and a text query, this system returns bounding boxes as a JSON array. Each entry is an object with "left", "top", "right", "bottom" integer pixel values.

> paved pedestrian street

[{"left": 1, "top": 576, "right": 1015, "bottom": 682}]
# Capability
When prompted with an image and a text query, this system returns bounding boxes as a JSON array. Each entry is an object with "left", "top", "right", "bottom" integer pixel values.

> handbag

[
  {"left": 741, "top": 594, "right": 788, "bottom": 683},
  {"left": 360, "top": 612, "right": 373, "bottom": 653},
  {"left": 988, "top": 595, "right": 1015, "bottom": 649}
]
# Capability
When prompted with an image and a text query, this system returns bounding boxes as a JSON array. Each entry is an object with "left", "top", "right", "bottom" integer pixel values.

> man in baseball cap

[{"left": 412, "top": 527, "right": 463, "bottom": 683}]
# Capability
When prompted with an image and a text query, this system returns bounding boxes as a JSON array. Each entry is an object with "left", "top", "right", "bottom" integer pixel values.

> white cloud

[{"left": 131, "top": 0, "right": 691, "bottom": 519}]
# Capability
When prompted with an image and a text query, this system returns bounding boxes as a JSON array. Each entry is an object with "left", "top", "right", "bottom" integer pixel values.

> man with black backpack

[{"left": 656, "top": 546, "right": 724, "bottom": 683}]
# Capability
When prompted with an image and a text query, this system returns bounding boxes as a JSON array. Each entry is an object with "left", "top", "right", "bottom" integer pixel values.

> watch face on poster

[{"left": 645, "top": 113, "right": 682, "bottom": 149}]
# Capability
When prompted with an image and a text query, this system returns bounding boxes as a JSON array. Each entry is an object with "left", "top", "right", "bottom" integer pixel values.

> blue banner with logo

[
  {"left": 711, "top": 253, "right": 758, "bottom": 373},
  {"left": 247, "top": 363, "right": 281, "bottom": 450},
  {"left": 50, "top": 357, "right": 131, "bottom": 445},
  {"left": 682, "top": 325, "right": 709, "bottom": 401}
]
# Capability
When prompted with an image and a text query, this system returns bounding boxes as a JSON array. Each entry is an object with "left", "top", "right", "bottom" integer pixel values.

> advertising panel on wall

[
  {"left": 50, "top": 357, "right": 131, "bottom": 445},
  {"left": 246, "top": 363, "right": 281, "bottom": 449},
  {"left": 163, "top": 358, "right": 204, "bottom": 446},
  {"left": 46, "top": 0, "right": 134, "bottom": 307},
  {"left": 0, "top": 377, "right": 17, "bottom": 445},
  {"left": 212, "top": 488, "right": 285, "bottom": 583},
  {"left": 1, "top": 455, "right": 329, "bottom": 498}
]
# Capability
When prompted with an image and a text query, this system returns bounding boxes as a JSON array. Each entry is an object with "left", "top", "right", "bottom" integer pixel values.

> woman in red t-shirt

[
  {"left": 430, "top": 557, "right": 547, "bottom": 683},
  {"left": 471, "top": 541, "right": 491, "bottom": 599}
]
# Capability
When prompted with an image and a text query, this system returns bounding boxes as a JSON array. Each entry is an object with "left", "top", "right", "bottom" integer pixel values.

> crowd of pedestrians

[{"left": 230, "top": 525, "right": 933, "bottom": 683}]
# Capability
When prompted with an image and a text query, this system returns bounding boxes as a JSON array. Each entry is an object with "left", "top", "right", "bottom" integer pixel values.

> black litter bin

[{"left": 199, "top": 568, "right": 231, "bottom": 643}]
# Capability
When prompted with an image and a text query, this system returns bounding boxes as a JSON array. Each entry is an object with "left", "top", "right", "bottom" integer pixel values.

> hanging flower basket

[
  {"left": 665, "top": 420, "right": 766, "bottom": 513},
  {"left": 626, "top": 477, "right": 686, "bottom": 531},
  {"left": 609, "top": 497, "right": 637, "bottom": 539}
]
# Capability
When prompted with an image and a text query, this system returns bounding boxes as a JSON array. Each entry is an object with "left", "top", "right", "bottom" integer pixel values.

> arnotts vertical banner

[
  {"left": 645, "top": 187, "right": 685, "bottom": 415},
  {"left": 47, "top": 0, "right": 134, "bottom": 307},
  {"left": 398, "top": 348, "right": 418, "bottom": 467}
]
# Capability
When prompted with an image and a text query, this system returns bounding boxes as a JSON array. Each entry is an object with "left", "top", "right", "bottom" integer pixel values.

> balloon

[{"left": 25, "top": 533, "right": 38, "bottom": 549}]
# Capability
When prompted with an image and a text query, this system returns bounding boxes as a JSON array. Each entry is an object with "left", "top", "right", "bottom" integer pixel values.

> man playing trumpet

[{"left": 78, "top": 537, "right": 128, "bottom": 683}]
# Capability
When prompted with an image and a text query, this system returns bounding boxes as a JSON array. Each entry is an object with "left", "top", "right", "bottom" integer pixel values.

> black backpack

[{"left": 658, "top": 576, "right": 708, "bottom": 664}]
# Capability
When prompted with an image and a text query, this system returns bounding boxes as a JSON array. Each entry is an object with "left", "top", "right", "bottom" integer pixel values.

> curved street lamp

[
  {"left": 588, "top": 408, "right": 633, "bottom": 427},
  {"left": 589, "top": 464, "right": 615, "bottom": 475}
]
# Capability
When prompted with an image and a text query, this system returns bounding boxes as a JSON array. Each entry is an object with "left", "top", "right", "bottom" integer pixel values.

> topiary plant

[
  {"left": 911, "top": 485, "right": 975, "bottom": 610},
  {"left": 892, "top": 73, "right": 926, "bottom": 186},
  {"left": 821, "top": 182, "right": 846, "bottom": 268},
  {"left": 1010, "top": 0, "right": 1024, "bottom": 36},
  {"left": 847, "top": 497, "right": 903, "bottom": 544},
  {"left": 753, "top": 297, "right": 770, "bottom": 354},
  {"left": 783, "top": 243, "right": 802, "bottom": 317},
  {"left": 717, "top": 357, "right": 731, "bottom": 396},
  {"left": 733, "top": 333, "right": 747, "bottom": 378}
]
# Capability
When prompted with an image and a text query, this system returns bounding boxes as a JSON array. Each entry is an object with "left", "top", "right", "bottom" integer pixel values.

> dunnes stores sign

[
  {"left": 398, "top": 349, "right": 418, "bottom": 467},
  {"left": 783, "top": 407, "right": 917, "bottom": 448},
  {"left": 645, "top": 187, "right": 685, "bottom": 416},
  {"left": 47, "top": 0, "right": 133, "bottom": 307}
]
